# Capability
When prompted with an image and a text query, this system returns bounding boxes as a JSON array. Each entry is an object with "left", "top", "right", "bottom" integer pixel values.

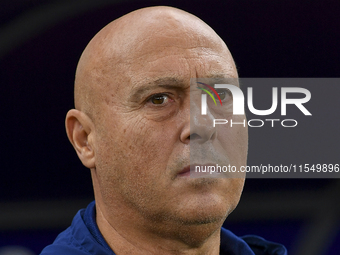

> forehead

[
  {"left": 92, "top": 11, "right": 237, "bottom": 99},
  {"left": 129, "top": 54, "right": 236, "bottom": 95},
  {"left": 121, "top": 34, "right": 236, "bottom": 91}
]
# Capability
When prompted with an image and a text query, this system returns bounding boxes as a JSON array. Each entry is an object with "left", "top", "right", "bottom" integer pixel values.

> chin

[
  {"left": 164, "top": 203, "right": 229, "bottom": 248},
  {"left": 173, "top": 193, "right": 236, "bottom": 227},
  {"left": 179, "top": 212, "right": 227, "bottom": 226}
]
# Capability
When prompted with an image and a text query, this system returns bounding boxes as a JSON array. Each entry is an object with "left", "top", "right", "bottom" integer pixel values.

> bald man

[{"left": 40, "top": 6, "right": 286, "bottom": 255}]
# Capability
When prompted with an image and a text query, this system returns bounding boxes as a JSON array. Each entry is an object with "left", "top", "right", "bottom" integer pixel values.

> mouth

[
  {"left": 177, "top": 164, "right": 224, "bottom": 178},
  {"left": 177, "top": 165, "right": 191, "bottom": 177}
]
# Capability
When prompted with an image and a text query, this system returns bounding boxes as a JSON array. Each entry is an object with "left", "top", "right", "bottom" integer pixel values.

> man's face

[{"left": 91, "top": 22, "right": 248, "bottom": 226}]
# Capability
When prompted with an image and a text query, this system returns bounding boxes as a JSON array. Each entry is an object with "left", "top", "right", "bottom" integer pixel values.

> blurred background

[{"left": 0, "top": 0, "right": 339, "bottom": 254}]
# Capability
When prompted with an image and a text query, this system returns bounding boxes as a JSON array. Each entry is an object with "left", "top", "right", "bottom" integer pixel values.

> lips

[
  {"left": 177, "top": 165, "right": 191, "bottom": 177},
  {"left": 177, "top": 164, "right": 220, "bottom": 177}
]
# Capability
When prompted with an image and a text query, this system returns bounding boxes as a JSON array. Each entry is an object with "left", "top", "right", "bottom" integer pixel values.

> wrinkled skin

[{"left": 66, "top": 6, "right": 248, "bottom": 255}]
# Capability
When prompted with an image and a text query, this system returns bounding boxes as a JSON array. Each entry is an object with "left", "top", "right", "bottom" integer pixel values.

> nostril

[{"left": 189, "top": 133, "right": 201, "bottom": 140}]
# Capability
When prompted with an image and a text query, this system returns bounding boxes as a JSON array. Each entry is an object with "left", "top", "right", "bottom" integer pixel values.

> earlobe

[{"left": 65, "top": 109, "right": 95, "bottom": 169}]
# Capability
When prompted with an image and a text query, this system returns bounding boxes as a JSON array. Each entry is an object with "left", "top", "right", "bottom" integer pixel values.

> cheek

[
  {"left": 95, "top": 113, "right": 178, "bottom": 183},
  {"left": 218, "top": 115, "right": 248, "bottom": 166},
  {"left": 122, "top": 118, "right": 174, "bottom": 166},
  {"left": 94, "top": 114, "right": 183, "bottom": 211}
]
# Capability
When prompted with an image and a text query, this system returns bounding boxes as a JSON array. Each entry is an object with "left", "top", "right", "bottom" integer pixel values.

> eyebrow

[
  {"left": 196, "top": 74, "right": 239, "bottom": 89},
  {"left": 128, "top": 77, "right": 185, "bottom": 102},
  {"left": 204, "top": 74, "right": 238, "bottom": 84}
]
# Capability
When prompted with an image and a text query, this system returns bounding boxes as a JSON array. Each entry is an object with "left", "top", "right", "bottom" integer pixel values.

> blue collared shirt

[{"left": 40, "top": 201, "right": 287, "bottom": 255}]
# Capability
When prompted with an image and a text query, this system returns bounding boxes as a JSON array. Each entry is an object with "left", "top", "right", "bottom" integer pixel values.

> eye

[
  {"left": 149, "top": 94, "right": 171, "bottom": 105},
  {"left": 216, "top": 89, "right": 231, "bottom": 101},
  {"left": 217, "top": 90, "right": 227, "bottom": 100}
]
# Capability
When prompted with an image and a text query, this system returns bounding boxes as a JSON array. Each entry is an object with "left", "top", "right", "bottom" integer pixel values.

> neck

[{"left": 96, "top": 202, "right": 223, "bottom": 255}]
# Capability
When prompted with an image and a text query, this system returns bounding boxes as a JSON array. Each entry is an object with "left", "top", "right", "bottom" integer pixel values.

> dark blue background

[{"left": 0, "top": 0, "right": 339, "bottom": 254}]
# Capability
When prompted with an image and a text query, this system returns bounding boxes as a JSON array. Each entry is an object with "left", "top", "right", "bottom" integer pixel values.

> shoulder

[
  {"left": 40, "top": 244, "right": 90, "bottom": 255},
  {"left": 241, "top": 235, "right": 287, "bottom": 255},
  {"left": 40, "top": 202, "right": 113, "bottom": 255},
  {"left": 220, "top": 227, "right": 287, "bottom": 255},
  {"left": 40, "top": 209, "right": 91, "bottom": 255}
]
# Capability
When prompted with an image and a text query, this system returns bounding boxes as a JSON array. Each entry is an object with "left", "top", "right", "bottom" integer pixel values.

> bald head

[
  {"left": 66, "top": 8, "right": 247, "bottom": 251},
  {"left": 74, "top": 6, "right": 236, "bottom": 119}
]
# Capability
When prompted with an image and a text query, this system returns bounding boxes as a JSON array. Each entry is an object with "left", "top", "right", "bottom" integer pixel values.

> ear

[{"left": 65, "top": 109, "right": 95, "bottom": 169}]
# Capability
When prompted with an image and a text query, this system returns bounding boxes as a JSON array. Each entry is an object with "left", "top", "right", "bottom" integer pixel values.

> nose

[{"left": 180, "top": 91, "right": 217, "bottom": 144}]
